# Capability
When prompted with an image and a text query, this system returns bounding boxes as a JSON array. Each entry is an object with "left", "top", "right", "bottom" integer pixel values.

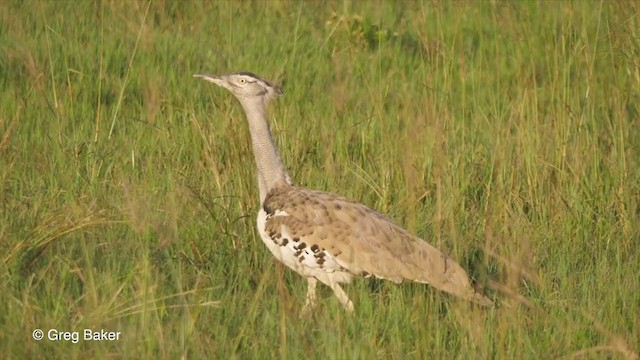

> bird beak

[{"left": 193, "top": 74, "right": 228, "bottom": 89}]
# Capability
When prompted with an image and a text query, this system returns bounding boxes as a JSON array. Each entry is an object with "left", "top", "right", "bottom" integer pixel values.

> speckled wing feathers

[{"left": 262, "top": 186, "right": 491, "bottom": 305}]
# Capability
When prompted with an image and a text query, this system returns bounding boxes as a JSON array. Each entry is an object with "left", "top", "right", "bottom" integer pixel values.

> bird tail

[
  {"left": 425, "top": 254, "right": 494, "bottom": 307},
  {"left": 465, "top": 290, "right": 494, "bottom": 307}
]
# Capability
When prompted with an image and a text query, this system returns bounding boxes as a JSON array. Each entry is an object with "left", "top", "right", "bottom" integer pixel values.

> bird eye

[{"left": 239, "top": 78, "right": 246, "bottom": 84}]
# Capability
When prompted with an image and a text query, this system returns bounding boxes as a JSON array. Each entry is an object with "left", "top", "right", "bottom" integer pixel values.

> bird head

[{"left": 193, "top": 72, "right": 282, "bottom": 103}]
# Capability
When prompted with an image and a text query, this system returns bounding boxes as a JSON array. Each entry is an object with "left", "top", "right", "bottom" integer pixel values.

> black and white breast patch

[
  {"left": 277, "top": 230, "right": 343, "bottom": 272},
  {"left": 262, "top": 210, "right": 345, "bottom": 273}
]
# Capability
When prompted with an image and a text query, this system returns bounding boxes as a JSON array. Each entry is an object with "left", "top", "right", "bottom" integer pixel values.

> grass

[{"left": 1, "top": 0, "right": 639, "bottom": 358}]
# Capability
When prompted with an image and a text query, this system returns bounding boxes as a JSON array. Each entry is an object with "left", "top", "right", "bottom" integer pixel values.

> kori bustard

[{"left": 194, "top": 71, "right": 492, "bottom": 312}]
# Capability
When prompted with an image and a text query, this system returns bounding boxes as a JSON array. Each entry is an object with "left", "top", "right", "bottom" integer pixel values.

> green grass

[{"left": 1, "top": 1, "right": 639, "bottom": 358}]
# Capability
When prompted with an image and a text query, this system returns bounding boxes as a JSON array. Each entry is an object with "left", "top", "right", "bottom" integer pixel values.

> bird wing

[{"left": 262, "top": 186, "right": 492, "bottom": 305}]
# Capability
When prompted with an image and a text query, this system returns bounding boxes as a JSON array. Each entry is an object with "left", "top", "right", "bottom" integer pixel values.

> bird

[{"left": 193, "top": 71, "right": 493, "bottom": 313}]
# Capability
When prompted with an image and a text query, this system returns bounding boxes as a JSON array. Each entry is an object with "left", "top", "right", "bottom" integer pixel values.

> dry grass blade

[
  {"left": 0, "top": 107, "right": 20, "bottom": 151},
  {"left": 4, "top": 206, "right": 124, "bottom": 267}
]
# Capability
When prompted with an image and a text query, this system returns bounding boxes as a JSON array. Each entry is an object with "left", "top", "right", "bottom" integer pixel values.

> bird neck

[{"left": 238, "top": 97, "right": 291, "bottom": 203}]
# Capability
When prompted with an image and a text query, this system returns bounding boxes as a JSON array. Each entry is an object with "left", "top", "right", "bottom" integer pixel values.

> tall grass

[{"left": 1, "top": 1, "right": 638, "bottom": 358}]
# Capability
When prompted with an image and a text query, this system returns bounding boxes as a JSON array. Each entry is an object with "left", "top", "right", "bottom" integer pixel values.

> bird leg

[
  {"left": 328, "top": 282, "right": 354, "bottom": 313},
  {"left": 300, "top": 277, "right": 317, "bottom": 316}
]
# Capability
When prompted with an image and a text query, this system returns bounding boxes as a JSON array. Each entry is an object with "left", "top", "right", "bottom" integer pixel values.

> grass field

[{"left": 1, "top": 1, "right": 639, "bottom": 358}]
